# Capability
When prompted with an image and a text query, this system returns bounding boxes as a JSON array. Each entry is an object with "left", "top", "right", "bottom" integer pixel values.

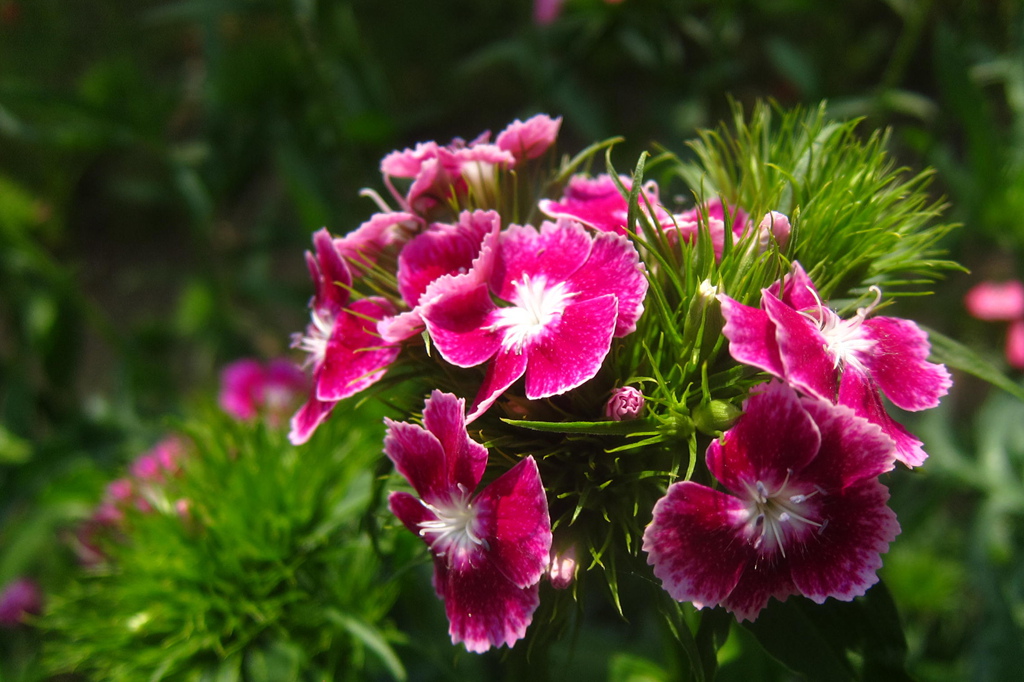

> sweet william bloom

[
  {"left": 0, "top": 578, "right": 42, "bottom": 627},
  {"left": 290, "top": 229, "right": 400, "bottom": 445},
  {"left": 495, "top": 114, "right": 561, "bottom": 162},
  {"left": 605, "top": 386, "right": 644, "bottom": 421},
  {"left": 538, "top": 174, "right": 673, "bottom": 236},
  {"left": 386, "top": 391, "right": 551, "bottom": 652},
  {"left": 965, "top": 280, "right": 1024, "bottom": 369},
  {"left": 219, "top": 358, "right": 307, "bottom": 423},
  {"left": 719, "top": 262, "right": 951, "bottom": 467},
  {"left": 643, "top": 381, "right": 899, "bottom": 621},
  {"left": 421, "top": 218, "right": 648, "bottom": 421}
]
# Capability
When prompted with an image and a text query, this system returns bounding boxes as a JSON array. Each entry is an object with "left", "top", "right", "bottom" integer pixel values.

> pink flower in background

[
  {"left": 666, "top": 199, "right": 750, "bottom": 260},
  {"left": 643, "top": 382, "right": 899, "bottom": 621},
  {"left": 219, "top": 358, "right": 307, "bottom": 423},
  {"left": 290, "top": 229, "right": 400, "bottom": 445},
  {"left": 965, "top": 279, "right": 1024, "bottom": 368},
  {"left": 495, "top": 114, "right": 562, "bottom": 161},
  {"left": 422, "top": 218, "right": 648, "bottom": 421},
  {"left": 0, "top": 578, "right": 42, "bottom": 627},
  {"left": 605, "top": 386, "right": 644, "bottom": 421},
  {"left": 719, "top": 262, "right": 951, "bottom": 467},
  {"left": 539, "top": 174, "right": 672, "bottom": 236},
  {"left": 385, "top": 391, "right": 551, "bottom": 652}
]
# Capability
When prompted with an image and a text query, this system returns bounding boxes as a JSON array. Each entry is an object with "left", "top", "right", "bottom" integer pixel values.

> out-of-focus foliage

[{"left": 3, "top": 0, "right": 1024, "bottom": 680}]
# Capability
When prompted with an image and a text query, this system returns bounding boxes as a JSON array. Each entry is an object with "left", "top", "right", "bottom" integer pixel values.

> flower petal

[
  {"left": 799, "top": 397, "right": 896, "bottom": 488},
  {"left": 720, "top": 558, "right": 797, "bottom": 622},
  {"left": 861, "top": 316, "right": 951, "bottom": 411},
  {"left": 719, "top": 294, "right": 786, "bottom": 378},
  {"left": 523, "top": 294, "right": 618, "bottom": 399},
  {"left": 466, "top": 350, "right": 530, "bottom": 422},
  {"left": 643, "top": 481, "right": 752, "bottom": 608},
  {"left": 383, "top": 420, "right": 449, "bottom": 503},
  {"left": 492, "top": 221, "right": 592, "bottom": 301},
  {"left": 838, "top": 370, "right": 928, "bottom": 468},
  {"left": 422, "top": 280, "right": 502, "bottom": 368},
  {"left": 473, "top": 457, "right": 551, "bottom": 588},
  {"left": 763, "top": 291, "right": 839, "bottom": 402},
  {"left": 422, "top": 390, "right": 489, "bottom": 492},
  {"left": 437, "top": 559, "right": 541, "bottom": 653},
  {"left": 564, "top": 230, "right": 648, "bottom": 336},
  {"left": 288, "top": 392, "right": 337, "bottom": 445},
  {"left": 788, "top": 479, "right": 899, "bottom": 604},
  {"left": 706, "top": 382, "right": 821, "bottom": 493},
  {"left": 317, "top": 298, "right": 399, "bottom": 401}
]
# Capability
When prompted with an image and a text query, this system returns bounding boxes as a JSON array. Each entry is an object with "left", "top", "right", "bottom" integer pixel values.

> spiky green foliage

[{"left": 41, "top": 407, "right": 406, "bottom": 682}]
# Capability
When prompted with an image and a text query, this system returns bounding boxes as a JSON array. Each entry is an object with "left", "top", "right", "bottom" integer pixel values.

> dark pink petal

[
  {"left": 523, "top": 294, "right": 618, "bottom": 399},
  {"left": 788, "top": 479, "right": 899, "bottom": 604},
  {"left": 564, "top": 230, "right": 648, "bottom": 336},
  {"left": 643, "top": 481, "right": 752, "bottom": 608},
  {"left": 288, "top": 392, "right": 337, "bottom": 445},
  {"left": 422, "top": 390, "right": 489, "bottom": 492},
  {"left": 775, "top": 261, "right": 821, "bottom": 311},
  {"left": 764, "top": 292, "right": 839, "bottom": 402},
  {"left": 397, "top": 211, "right": 497, "bottom": 306},
  {"left": 337, "top": 211, "right": 418, "bottom": 270},
  {"left": 799, "top": 398, "right": 896, "bottom": 488},
  {"left": 473, "top": 457, "right": 551, "bottom": 588},
  {"left": 467, "top": 350, "right": 530, "bottom": 422},
  {"left": 1007, "top": 319, "right": 1024, "bottom": 368},
  {"left": 388, "top": 490, "right": 438, "bottom": 540},
  {"left": 861, "top": 316, "right": 951, "bottom": 411},
  {"left": 317, "top": 298, "right": 399, "bottom": 401},
  {"left": 492, "top": 221, "right": 592, "bottom": 301},
  {"left": 706, "top": 382, "right": 821, "bottom": 492},
  {"left": 309, "top": 228, "right": 352, "bottom": 314},
  {"left": 219, "top": 358, "right": 264, "bottom": 420},
  {"left": 437, "top": 559, "right": 541, "bottom": 653},
  {"left": 838, "top": 370, "right": 928, "bottom": 467},
  {"left": 0, "top": 578, "right": 43, "bottom": 626},
  {"left": 422, "top": 281, "right": 502, "bottom": 368},
  {"left": 537, "top": 175, "right": 631, "bottom": 235},
  {"left": 721, "top": 557, "right": 798, "bottom": 622},
  {"left": 964, "top": 280, "right": 1024, "bottom": 320},
  {"left": 384, "top": 420, "right": 448, "bottom": 503},
  {"left": 495, "top": 114, "right": 561, "bottom": 161},
  {"left": 719, "top": 294, "right": 786, "bottom": 378}
]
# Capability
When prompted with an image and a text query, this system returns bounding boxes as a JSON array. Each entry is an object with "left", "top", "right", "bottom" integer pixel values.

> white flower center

[
  {"left": 291, "top": 309, "right": 335, "bottom": 367},
  {"left": 418, "top": 487, "right": 489, "bottom": 563},
  {"left": 800, "top": 286, "right": 881, "bottom": 373},
  {"left": 742, "top": 471, "right": 824, "bottom": 557},
  {"left": 491, "top": 274, "right": 575, "bottom": 354}
]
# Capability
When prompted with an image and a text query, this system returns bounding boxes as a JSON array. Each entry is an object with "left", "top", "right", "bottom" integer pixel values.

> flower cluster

[
  {"left": 285, "top": 110, "right": 955, "bottom": 648},
  {"left": 218, "top": 357, "right": 308, "bottom": 424}
]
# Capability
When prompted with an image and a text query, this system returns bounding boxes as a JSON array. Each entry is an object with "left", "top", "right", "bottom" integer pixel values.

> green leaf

[
  {"left": 925, "top": 326, "right": 1024, "bottom": 401},
  {"left": 501, "top": 418, "right": 658, "bottom": 436},
  {"left": 325, "top": 610, "right": 407, "bottom": 682}
]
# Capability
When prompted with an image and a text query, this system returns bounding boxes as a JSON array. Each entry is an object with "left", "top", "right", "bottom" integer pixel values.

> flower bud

[
  {"left": 547, "top": 545, "right": 577, "bottom": 590},
  {"left": 604, "top": 386, "right": 644, "bottom": 421},
  {"left": 755, "top": 211, "right": 791, "bottom": 253},
  {"left": 692, "top": 400, "right": 742, "bottom": 435}
]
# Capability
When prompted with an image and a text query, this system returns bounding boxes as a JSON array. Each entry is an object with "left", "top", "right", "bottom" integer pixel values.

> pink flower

[
  {"left": 421, "top": 218, "right": 648, "bottom": 421},
  {"left": 643, "top": 382, "right": 899, "bottom": 621},
  {"left": 538, "top": 174, "right": 672, "bottom": 236},
  {"left": 219, "top": 358, "right": 308, "bottom": 423},
  {"left": 385, "top": 391, "right": 551, "bottom": 652},
  {"left": 604, "top": 386, "right": 644, "bottom": 421},
  {"left": 965, "top": 280, "right": 1024, "bottom": 369},
  {"left": 495, "top": 114, "right": 561, "bottom": 162},
  {"left": 547, "top": 544, "right": 577, "bottom": 590},
  {"left": 0, "top": 578, "right": 42, "bottom": 627},
  {"left": 666, "top": 199, "right": 750, "bottom": 261},
  {"left": 719, "top": 262, "right": 951, "bottom": 467},
  {"left": 290, "top": 229, "right": 400, "bottom": 444}
]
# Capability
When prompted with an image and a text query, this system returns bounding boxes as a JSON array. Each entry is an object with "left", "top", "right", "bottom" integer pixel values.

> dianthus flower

[
  {"left": 643, "top": 381, "right": 899, "bottom": 621},
  {"left": 538, "top": 173, "right": 672, "bottom": 236},
  {"left": 290, "top": 229, "right": 400, "bottom": 444},
  {"left": 964, "top": 279, "right": 1024, "bottom": 369},
  {"left": 719, "top": 262, "right": 951, "bottom": 467},
  {"left": 219, "top": 358, "right": 308, "bottom": 424},
  {"left": 0, "top": 578, "right": 42, "bottom": 627},
  {"left": 385, "top": 391, "right": 551, "bottom": 652},
  {"left": 494, "top": 114, "right": 561, "bottom": 162},
  {"left": 421, "top": 218, "right": 648, "bottom": 421}
]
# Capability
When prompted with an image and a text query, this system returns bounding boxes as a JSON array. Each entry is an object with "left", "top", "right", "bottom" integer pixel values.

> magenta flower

[
  {"left": 604, "top": 386, "right": 644, "bottom": 421},
  {"left": 538, "top": 174, "right": 672, "bottom": 236},
  {"left": 719, "top": 262, "right": 951, "bottom": 467},
  {"left": 385, "top": 391, "right": 551, "bottom": 652},
  {"left": 665, "top": 198, "right": 751, "bottom": 261},
  {"left": 643, "top": 381, "right": 899, "bottom": 621},
  {"left": 421, "top": 218, "right": 648, "bottom": 421},
  {"left": 965, "top": 279, "right": 1024, "bottom": 369},
  {"left": 0, "top": 578, "right": 42, "bottom": 627},
  {"left": 219, "top": 358, "right": 308, "bottom": 423},
  {"left": 290, "top": 229, "right": 400, "bottom": 445},
  {"left": 495, "top": 114, "right": 561, "bottom": 162}
]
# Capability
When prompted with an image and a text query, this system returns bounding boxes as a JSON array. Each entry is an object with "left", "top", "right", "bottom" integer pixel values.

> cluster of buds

[{"left": 284, "top": 113, "right": 951, "bottom": 651}]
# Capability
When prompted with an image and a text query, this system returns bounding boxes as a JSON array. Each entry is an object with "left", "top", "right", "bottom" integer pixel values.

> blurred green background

[{"left": 3, "top": 0, "right": 1024, "bottom": 680}]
